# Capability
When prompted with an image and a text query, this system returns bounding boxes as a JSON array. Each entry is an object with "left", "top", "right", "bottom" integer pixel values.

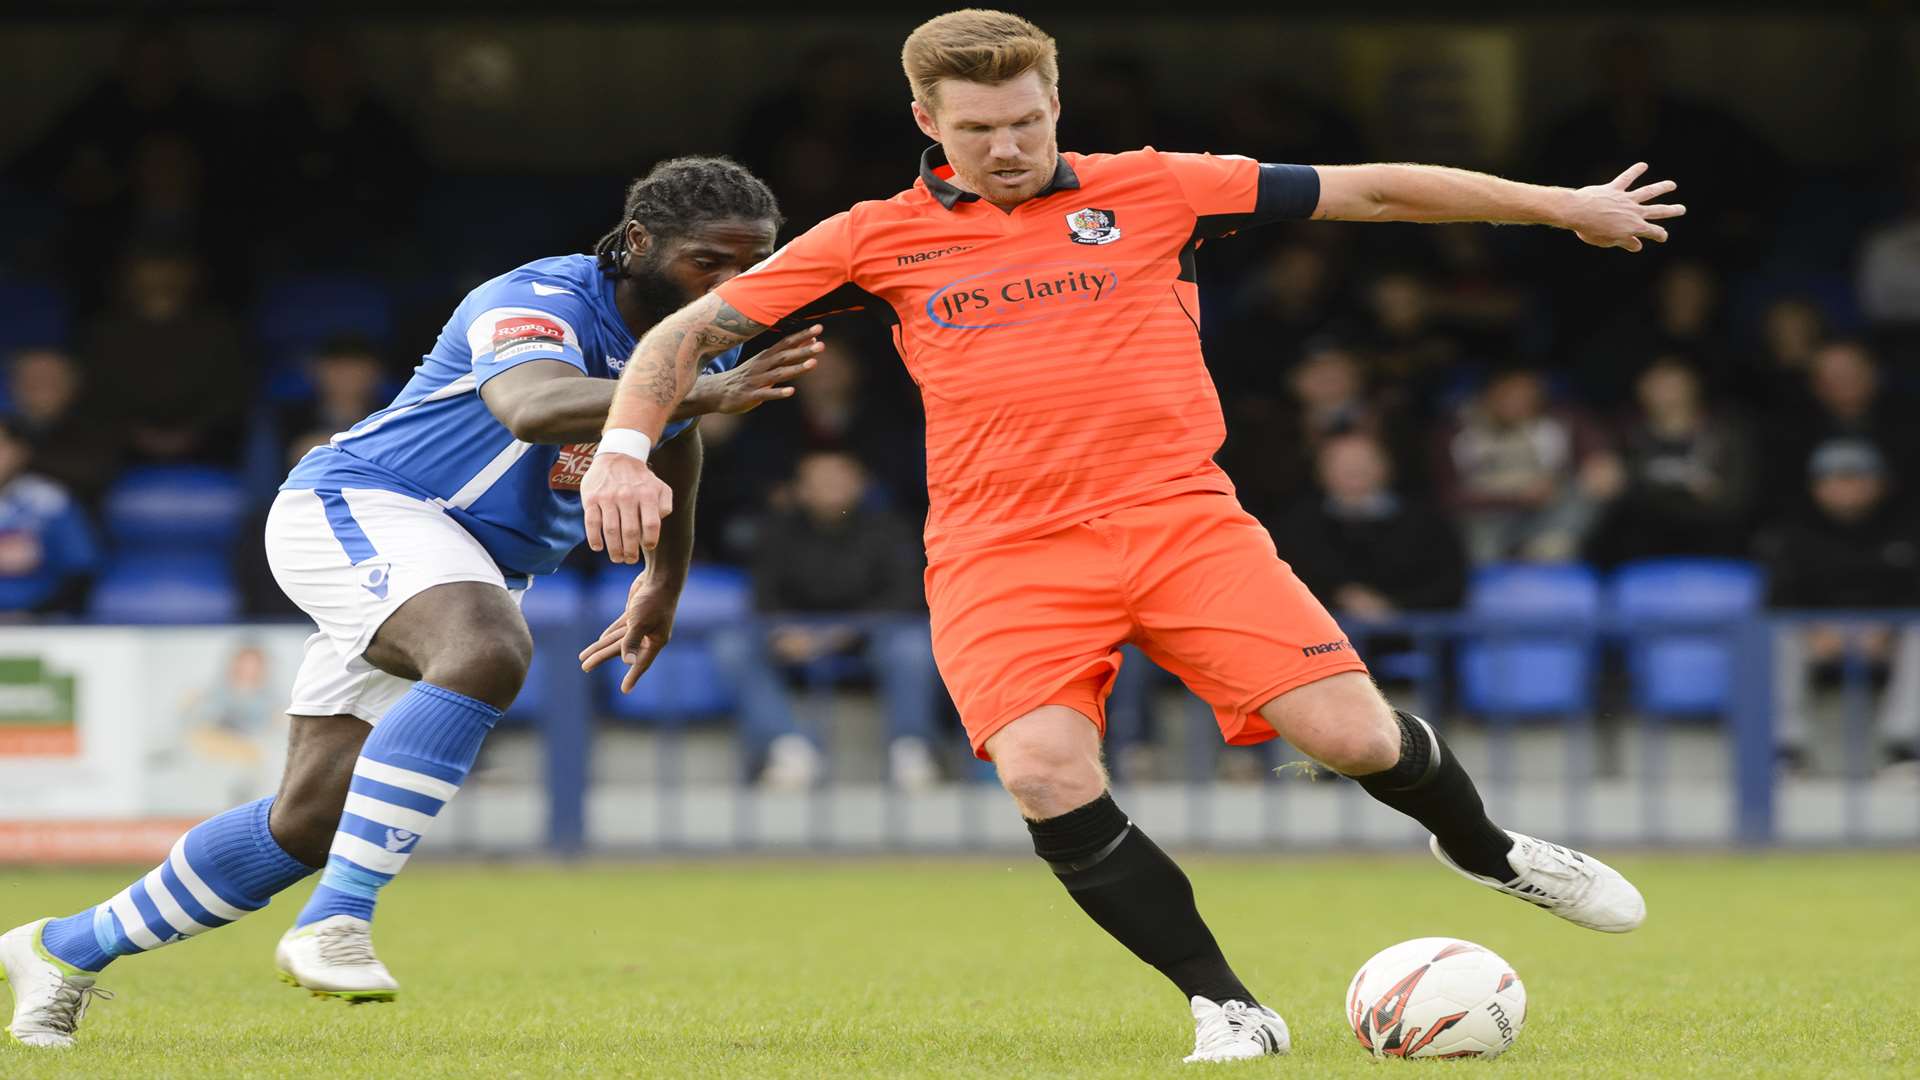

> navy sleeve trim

[
  {"left": 1191, "top": 163, "right": 1320, "bottom": 242},
  {"left": 1255, "top": 163, "right": 1320, "bottom": 221}
]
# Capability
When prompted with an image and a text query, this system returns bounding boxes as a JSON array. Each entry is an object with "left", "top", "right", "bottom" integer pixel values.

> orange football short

[{"left": 925, "top": 489, "right": 1371, "bottom": 760}]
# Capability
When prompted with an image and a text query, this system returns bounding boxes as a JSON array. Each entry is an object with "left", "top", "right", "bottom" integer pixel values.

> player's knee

[
  {"left": 1319, "top": 709, "right": 1402, "bottom": 776},
  {"left": 992, "top": 727, "right": 1104, "bottom": 818},
  {"left": 1260, "top": 673, "right": 1400, "bottom": 776},
  {"left": 422, "top": 626, "right": 533, "bottom": 711},
  {"left": 999, "top": 764, "right": 1103, "bottom": 820}
]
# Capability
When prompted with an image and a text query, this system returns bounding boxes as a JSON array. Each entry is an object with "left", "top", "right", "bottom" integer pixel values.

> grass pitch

[{"left": 2, "top": 852, "right": 1914, "bottom": 1078}]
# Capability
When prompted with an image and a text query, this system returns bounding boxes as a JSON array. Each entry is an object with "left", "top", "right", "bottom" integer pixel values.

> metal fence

[{"left": 506, "top": 608, "right": 1920, "bottom": 855}]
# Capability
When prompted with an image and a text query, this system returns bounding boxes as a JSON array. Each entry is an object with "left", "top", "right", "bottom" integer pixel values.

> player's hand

[
  {"left": 582, "top": 452, "right": 671, "bottom": 564},
  {"left": 706, "top": 325, "right": 825, "bottom": 414},
  {"left": 1564, "top": 163, "right": 1685, "bottom": 252},
  {"left": 579, "top": 572, "right": 681, "bottom": 692},
  {"left": 578, "top": 571, "right": 644, "bottom": 675}
]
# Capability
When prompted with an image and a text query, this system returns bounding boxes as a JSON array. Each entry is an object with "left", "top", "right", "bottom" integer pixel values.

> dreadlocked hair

[{"left": 593, "top": 156, "right": 783, "bottom": 278}]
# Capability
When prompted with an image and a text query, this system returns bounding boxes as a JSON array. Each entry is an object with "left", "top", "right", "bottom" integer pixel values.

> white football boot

[
  {"left": 275, "top": 915, "right": 399, "bottom": 1002},
  {"left": 1432, "top": 829, "right": 1647, "bottom": 933},
  {"left": 1183, "top": 996, "right": 1290, "bottom": 1063},
  {"left": 1, "top": 919, "right": 112, "bottom": 1048}
]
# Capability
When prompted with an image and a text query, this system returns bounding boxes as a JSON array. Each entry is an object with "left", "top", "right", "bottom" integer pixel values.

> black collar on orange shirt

[{"left": 917, "top": 144, "right": 1080, "bottom": 211}]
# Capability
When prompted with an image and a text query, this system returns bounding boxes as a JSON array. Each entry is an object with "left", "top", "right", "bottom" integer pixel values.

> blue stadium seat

[
  {"left": 505, "top": 571, "right": 589, "bottom": 727},
  {"left": 0, "top": 280, "right": 72, "bottom": 352},
  {"left": 589, "top": 564, "right": 752, "bottom": 632},
  {"left": 591, "top": 566, "right": 746, "bottom": 721},
  {"left": 87, "top": 555, "right": 239, "bottom": 624},
  {"left": 1457, "top": 563, "right": 1601, "bottom": 716},
  {"left": 1610, "top": 558, "right": 1765, "bottom": 715},
  {"left": 669, "top": 564, "right": 754, "bottom": 631},
  {"left": 101, "top": 466, "right": 248, "bottom": 552},
  {"left": 254, "top": 277, "right": 394, "bottom": 397},
  {"left": 599, "top": 644, "right": 737, "bottom": 721}
]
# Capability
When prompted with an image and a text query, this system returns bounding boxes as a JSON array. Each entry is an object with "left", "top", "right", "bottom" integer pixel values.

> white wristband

[{"left": 596, "top": 428, "right": 653, "bottom": 462}]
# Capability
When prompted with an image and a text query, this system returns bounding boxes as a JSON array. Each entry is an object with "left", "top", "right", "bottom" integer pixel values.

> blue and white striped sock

[
  {"left": 39, "top": 797, "right": 313, "bottom": 973},
  {"left": 293, "top": 682, "right": 500, "bottom": 928}
]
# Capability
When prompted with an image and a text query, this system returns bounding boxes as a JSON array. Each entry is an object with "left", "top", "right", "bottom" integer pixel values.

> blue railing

[{"left": 516, "top": 608, "right": 1920, "bottom": 854}]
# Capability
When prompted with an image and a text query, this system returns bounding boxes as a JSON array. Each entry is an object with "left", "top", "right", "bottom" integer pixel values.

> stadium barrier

[
  {"left": 508, "top": 607, "right": 1919, "bottom": 854},
  {"left": 2, "top": 613, "right": 1916, "bottom": 860}
]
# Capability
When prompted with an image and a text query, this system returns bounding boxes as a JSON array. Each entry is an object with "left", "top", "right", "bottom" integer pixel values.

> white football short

[{"left": 264, "top": 488, "right": 527, "bottom": 724}]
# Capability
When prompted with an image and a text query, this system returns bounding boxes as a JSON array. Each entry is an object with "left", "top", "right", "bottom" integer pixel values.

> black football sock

[
  {"left": 1027, "top": 792, "right": 1256, "bottom": 1007},
  {"left": 1351, "top": 710, "right": 1516, "bottom": 881}
]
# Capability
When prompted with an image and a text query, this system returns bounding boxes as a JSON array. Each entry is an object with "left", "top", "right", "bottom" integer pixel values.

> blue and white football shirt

[{"left": 285, "top": 254, "right": 741, "bottom": 577}]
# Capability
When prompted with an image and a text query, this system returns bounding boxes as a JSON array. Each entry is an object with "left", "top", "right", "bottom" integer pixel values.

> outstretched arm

[
  {"left": 1313, "top": 161, "right": 1685, "bottom": 252},
  {"left": 581, "top": 293, "right": 773, "bottom": 564}
]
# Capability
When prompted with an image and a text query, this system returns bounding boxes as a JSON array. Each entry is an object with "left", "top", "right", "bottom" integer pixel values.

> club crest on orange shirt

[{"left": 1065, "top": 207, "right": 1121, "bottom": 245}]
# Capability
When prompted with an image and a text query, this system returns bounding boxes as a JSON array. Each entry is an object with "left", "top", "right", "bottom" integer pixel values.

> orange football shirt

[{"left": 714, "top": 146, "right": 1321, "bottom": 560}]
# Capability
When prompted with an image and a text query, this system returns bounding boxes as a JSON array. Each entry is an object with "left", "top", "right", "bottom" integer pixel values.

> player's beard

[
  {"left": 624, "top": 252, "right": 697, "bottom": 329},
  {"left": 954, "top": 131, "right": 1059, "bottom": 207}
]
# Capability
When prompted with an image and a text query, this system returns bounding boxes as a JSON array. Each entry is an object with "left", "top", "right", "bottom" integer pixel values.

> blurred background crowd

[{"left": 0, "top": 13, "right": 1915, "bottom": 787}]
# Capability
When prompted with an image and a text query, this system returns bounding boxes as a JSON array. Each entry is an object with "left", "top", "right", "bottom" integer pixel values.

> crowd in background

[{"left": 1, "top": 21, "right": 1917, "bottom": 775}]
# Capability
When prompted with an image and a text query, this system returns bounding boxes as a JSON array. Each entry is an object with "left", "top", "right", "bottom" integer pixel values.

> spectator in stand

[
  {"left": 1748, "top": 295, "right": 1829, "bottom": 421},
  {"left": 1756, "top": 440, "right": 1920, "bottom": 772},
  {"left": 1437, "top": 366, "right": 1624, "bottom": 564},
  {"left": 1220, "top": 339, "right": 1404, "bottom": 524},
  {"left": 5, "top": 20, "right": 239, "bottom": 306},
  {"left": 81, "top": 247, "right": 252, "bottom": 467},
  {"left": 110, "top": 132, "right": 242, "bottom": 301},
  {"left": 729, "top": 335, "right": 923, "bottom": 513},
  {"left": 7, "top": 347, "right": 120, "bottom": 504},
  {"left": 253, "top": 29, "right": 428, "bottom": 272},
  {"left": 1211, "top": 236, "right": 1347, "bottom": 401},
  {"left": 1354, "top": 269, "right": 1465, "bottom": 409},
  {"left": 1423, "top": 224, "right": 1530, "bottom": 361},
  {"left": 1272, "top": 433, "right": 1466, "bottom": 621},
  {"left": 1857, "top": 144, "right": 1920, "bottom": 329},
  {"left": 0, "top": 420, "right": 100, "bottom": 616},
  {"left": 710, "top": 450, "right": 939, "bottom": 791},
  {"left": 275, "top": 336, "right": 389, "bottom": 455},
  {"left": 1773, "top": 340, "right": 1918, "bottom": 514},
  {"left": 1576, "top": 258, "right": 1730, "bottom": 404},
  {"left": 1589, "top": 355, "right": 1756, "bottom": 565}
]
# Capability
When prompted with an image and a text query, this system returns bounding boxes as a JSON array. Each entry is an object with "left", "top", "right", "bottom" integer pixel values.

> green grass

[{"left": 3, "top": 853, "right": 1916, "bottom": 1078}]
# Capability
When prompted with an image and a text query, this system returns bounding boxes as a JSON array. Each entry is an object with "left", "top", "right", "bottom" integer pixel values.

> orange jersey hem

[{"left": 965, "top": 656, "right": 1121, "bottom": 762}]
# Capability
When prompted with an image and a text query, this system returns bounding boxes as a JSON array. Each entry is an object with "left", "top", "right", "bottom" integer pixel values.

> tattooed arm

[
  {"left": 580, "top": 294, "right": 772, "bottom": 567},
  {"left": 603, "top": 294, "right": 772, "bottom": 437}
]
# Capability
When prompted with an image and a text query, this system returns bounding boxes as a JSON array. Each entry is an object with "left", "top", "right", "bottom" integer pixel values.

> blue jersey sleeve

[{"left": 464, "top": 282, "right": 596, "bottom": 388}]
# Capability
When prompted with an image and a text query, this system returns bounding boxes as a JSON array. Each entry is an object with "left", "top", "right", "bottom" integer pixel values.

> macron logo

[
  {"left": 530, "top": 283, "right": 572, "bottom": 297},
  {"left": 384, "top": 828, "right": 419, "bottom": 853},
  {"left": 361, "top": 565, "right": 391, "bottom": 601}
]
